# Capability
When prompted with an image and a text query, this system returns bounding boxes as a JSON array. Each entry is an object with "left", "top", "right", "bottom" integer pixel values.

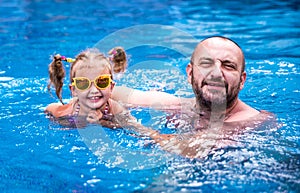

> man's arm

[{"left": 112, "top": 85, "right": 183, "bottom": 107}]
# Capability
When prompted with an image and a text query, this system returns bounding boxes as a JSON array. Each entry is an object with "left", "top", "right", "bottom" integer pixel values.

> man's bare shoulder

[{"left": 219, "top": 100, "right": 276, "bottom": 129}]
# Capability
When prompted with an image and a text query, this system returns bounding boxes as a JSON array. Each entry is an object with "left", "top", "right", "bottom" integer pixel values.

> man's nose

[{"left": 209, "top": 60, "right": 223, "bottom": 78}]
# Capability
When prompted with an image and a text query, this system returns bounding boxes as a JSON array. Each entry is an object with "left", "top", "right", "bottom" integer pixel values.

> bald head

[{"left": 191, "top": 36, "right": 245, "bottom": 72}]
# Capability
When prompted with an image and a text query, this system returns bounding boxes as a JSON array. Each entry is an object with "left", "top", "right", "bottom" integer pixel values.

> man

[
  {"left": 187, "top": 36, "right": 261, "bottom": 124},
  {"left": 112, "top": 36, "right": 274, "bottom": 158},
  {"left": 113, "top": 36, "right": 269, "bottom": 123}
]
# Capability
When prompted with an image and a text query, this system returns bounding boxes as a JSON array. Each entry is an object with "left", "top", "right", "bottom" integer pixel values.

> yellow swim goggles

[{"left": 72, "top": 74, "right": 112, "bottom": 91}]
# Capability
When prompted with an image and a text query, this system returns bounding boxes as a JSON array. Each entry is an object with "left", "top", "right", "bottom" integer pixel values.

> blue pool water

[{"left": 1, "top": 0, "right": 300, "bottom": 192}]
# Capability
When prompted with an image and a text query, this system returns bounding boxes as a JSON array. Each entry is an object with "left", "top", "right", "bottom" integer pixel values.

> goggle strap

[{"left": 61, "top": 55, "right": 75, "bottom": 63}]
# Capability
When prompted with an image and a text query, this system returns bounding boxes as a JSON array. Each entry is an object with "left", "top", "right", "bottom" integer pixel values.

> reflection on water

[
  {"left": 0, "top": 0, "right": 299, "bottom": 192},
  {"left": 143, "top": 123, "right": 300, "bottom": 192}
]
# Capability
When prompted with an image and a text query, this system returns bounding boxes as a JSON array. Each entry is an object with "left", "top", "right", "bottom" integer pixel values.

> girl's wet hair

[
  {"left": 47, "top": 54, "right": 65, "bottom": 104},
  {"left": 47, "top": 47, "right": 127, "bottom": 104},
  {"left": 108, "top": 47, "right": 127, "bottom": 73}
]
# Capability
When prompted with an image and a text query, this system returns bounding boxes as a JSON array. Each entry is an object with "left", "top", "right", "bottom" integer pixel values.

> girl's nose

[{"left": 89, "top": 82, "right": 101, "bottom": 93}]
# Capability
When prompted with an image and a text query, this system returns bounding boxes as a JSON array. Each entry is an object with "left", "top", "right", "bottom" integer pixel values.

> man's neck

[
  {"left": 194, "top": 98, "right": 240, "bottom": 129},
  {"left": 224, "top": 99, "right": 240, "bottom": 120}
]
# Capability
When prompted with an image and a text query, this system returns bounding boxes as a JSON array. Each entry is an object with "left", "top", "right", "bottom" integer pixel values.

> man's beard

[{"left": 192, "top": 74, "right": 240, "bottom": 111}]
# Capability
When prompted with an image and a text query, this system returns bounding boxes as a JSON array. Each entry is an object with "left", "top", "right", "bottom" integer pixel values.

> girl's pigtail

[
  {"left": 108, "top": 47, "right": 127, "bottom": 74},
  {"left": 47, "top": 54, "right": 66, "bottom": 104}
]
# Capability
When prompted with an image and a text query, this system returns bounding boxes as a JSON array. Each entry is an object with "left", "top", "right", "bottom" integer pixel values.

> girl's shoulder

[{"left": 45, "top": 100, "right": 74, "bottom": 118}]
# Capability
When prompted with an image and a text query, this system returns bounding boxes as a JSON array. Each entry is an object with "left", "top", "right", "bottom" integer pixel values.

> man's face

[{"left": 186, "top": 37, "right": 246, "bottom": 110}]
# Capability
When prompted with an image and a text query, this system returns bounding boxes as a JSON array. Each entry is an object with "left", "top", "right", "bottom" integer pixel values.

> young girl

[
  {"left": 44, "top": 47, "right": 232, "bottom": 159},
  {"left": 45, "top": 47, "right": 129, "bottom": 128}
]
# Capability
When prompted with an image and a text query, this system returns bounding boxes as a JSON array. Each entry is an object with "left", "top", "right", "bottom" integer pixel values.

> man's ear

[
  {"left": 186, "top": 63, "right": 193, "bottom": 84},
  {"left": 239, "top": 72, "right": 246, "bottom": 90}
]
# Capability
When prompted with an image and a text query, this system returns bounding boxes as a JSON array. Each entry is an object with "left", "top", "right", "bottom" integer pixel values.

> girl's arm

[{"left": 45, "top": 102, "right": 73, "bottom": 118}]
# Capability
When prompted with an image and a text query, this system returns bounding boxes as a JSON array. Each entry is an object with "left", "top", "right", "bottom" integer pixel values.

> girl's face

[{"left": 71, "top": 65, "right": 114, "bottom": 115}]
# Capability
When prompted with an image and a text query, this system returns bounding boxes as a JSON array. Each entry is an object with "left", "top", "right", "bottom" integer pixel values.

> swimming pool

[{"left": 1, "top": 0, "right": 299, "bottom": 192}]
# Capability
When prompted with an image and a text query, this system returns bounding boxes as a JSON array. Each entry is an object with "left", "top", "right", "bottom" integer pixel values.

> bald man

[
  {"left": 112, "top": 36, "right": 275, "bottom": 158},
  {"left": 112, "top": 36, "right": 269, "bottom": 123}
]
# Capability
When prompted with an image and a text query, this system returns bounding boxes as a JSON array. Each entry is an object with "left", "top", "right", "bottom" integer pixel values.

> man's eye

[
  {"left": 199, "top": 60, "right": 213, "bottom": 67},
  {"left": 223, "top": 62, "right": 236, "bottom": 70}
]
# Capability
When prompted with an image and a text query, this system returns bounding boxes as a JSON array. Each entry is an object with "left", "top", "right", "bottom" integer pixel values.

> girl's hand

[
  {"left": 86, "top": 109, "right": 121, "bottom": 129},
  {"left": 86, "top": 110, "right": 103, "bottom": 124}
]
